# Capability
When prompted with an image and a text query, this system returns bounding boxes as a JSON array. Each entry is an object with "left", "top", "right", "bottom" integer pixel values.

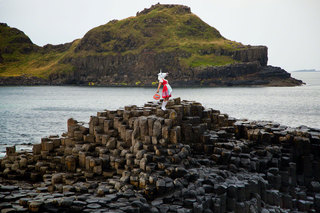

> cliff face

[
  {"left": 0, "top": 4, "right": 303, "bottom": 86},
  {"left": 50, "top": 49, "right": 300, "bottom": 87},
  {"left": 232, "top": 46, "right": 268, "bottom": 66}
]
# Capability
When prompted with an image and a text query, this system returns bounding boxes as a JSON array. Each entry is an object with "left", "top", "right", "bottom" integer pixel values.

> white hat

[{"left": 157, "top": 69, "right": 167, "bottom": 81}]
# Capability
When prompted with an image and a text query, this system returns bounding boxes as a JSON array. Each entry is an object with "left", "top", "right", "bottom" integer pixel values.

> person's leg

[
  {"left": 161, "top": 97, "right": 169, "bottom": 110},
  {"left": 161, "top": 99, "right": 166, "bottom": 110}
]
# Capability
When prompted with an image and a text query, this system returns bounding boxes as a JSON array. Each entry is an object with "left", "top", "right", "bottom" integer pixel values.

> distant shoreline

[{"left": 292, "top": 69, "right": 319, "bottom": 72}]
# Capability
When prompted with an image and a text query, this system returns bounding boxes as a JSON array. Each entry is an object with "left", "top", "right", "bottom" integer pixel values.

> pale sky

[{"left": 0, "top": 0, "right": 319, "bottom": 71}]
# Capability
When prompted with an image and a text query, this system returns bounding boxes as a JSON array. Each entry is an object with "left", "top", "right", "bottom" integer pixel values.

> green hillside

[
  {"left": 0, "top": 4, "right": 248, "bottom": 79},
  {"left": 74, "top": 4, "right": 245, "bottom": 65},
  {"left": 0, "top": 23, "right": 74, "bottom": 78},
  {"left": 0, "top": 23, "right": 37, "bottom": 59}
]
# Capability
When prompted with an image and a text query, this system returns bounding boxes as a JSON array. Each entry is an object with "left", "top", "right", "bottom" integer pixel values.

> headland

[{"left": 0, "top": 4, "right": 303, "bottom": 87}]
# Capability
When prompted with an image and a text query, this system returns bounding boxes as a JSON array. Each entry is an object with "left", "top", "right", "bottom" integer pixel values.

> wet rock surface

[{"left": 1, "top": 98, "right": 319, "bottom": 212}]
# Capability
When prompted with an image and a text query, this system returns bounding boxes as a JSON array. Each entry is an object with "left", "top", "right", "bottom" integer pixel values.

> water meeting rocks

[{"left": 0, "top": 98, "right": 320, "bottom": 212}]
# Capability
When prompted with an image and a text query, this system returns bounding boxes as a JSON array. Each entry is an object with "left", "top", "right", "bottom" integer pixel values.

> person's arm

[{"left": 157, "top": 82, "right": 162, "bottom": 93}]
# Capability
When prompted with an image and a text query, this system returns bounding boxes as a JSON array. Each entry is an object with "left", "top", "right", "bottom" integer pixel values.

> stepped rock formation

[
  {"left": 1, "top": 98, "right": 320, "bottom": 212},
  {"left": 0, "top": 4, "right": 303, "bottom": 86}
]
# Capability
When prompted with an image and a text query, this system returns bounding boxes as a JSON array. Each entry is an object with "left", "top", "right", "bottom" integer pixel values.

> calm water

[{"left": 0, "top": 72, "right": 319, "bottom": 157}]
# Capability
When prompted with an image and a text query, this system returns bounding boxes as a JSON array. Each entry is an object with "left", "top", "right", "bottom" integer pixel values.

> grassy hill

[
  {"left": 0, "top": 23, "right": 75, "bottom": 79},
  {"left": 73, "top": 4, "right": 245, "bottom": 66},
  {"left": 0, "top": 4, "right": 247, "bottom": 79}
]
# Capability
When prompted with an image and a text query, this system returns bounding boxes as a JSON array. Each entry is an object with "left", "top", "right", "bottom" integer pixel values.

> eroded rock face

[
  {"left": 193, "top": 62, "right": 303, "bottom": 87},
  {"left": 232, "top": 46, "right": 268, "bottom": 66},
  {"left": 49, "top": 52, "right": 302, "bottom": 87},
  {"left": 0, "top": 75, "right": 49, "bottom": 86},
  {"left": 0, "top": 98, "right": 319, "bottom": 212}
]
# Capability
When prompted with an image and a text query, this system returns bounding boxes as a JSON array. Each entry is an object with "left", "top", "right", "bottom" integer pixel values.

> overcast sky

[{"left": 0, "top": 0, "right": 319, "bottom": 71}]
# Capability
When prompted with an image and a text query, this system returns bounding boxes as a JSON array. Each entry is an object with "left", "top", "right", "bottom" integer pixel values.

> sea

[{"left": 0, "top": 72, "right": 319, "bottom": 157}]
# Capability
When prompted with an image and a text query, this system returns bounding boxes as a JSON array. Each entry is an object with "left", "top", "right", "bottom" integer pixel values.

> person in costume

[{"left": 156, "top": 70, "right": 172, "bottom": 110}]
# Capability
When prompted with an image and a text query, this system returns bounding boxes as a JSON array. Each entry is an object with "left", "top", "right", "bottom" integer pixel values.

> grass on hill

[
  {"left": 73, "top": 4, "right": 246, "bottom": 68},
  {"left": 0, "top": 4, "right": 249, "bottom": 79},
  {"left": 0, "top": 40, "right": 78, "bottom": 79}
]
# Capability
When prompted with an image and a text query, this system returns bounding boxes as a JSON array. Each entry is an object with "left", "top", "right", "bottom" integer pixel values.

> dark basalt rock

[
  {"left": 1, "top": 98, "right": 319, "bottom": 212},
  {"left": 0, "top": 50, "right": 4, "bottom": 63},
  {"left": 0, "top": 75, "right": 49, "bottom": 86},
  {"left": 46, "top": 56, "right": 302, "bottom": 87}
]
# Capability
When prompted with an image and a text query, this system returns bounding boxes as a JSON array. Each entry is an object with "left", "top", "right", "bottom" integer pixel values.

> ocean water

[{"left": 0, "top": 72, "right": 319, "bottom": 157}]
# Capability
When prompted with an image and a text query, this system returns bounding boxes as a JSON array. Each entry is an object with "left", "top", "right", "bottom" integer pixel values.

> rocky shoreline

[
  {"left": 0, "top": 64, "right": 304, "bottom": 87},
  {"left": 0, "top": 76, "right": 49, "bottom": 86},
  {"left": 1, "top": 98, "right": 319, "bottom": 212}
]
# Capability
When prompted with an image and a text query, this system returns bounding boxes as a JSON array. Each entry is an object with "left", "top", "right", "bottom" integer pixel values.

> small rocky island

[
  {"left": 1, "top": 98, "right": 319, "bottom": 212},
  {"left": 0, "top": 4, "right": 303, "bottom": 87}
]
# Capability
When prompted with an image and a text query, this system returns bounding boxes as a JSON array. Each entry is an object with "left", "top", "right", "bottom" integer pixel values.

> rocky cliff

[
  {"left": 1, "top": 98, "right": 320, "bottom": 212},
  {"left": 0, "top": 4, "right": 303, "bottom": 86}
]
